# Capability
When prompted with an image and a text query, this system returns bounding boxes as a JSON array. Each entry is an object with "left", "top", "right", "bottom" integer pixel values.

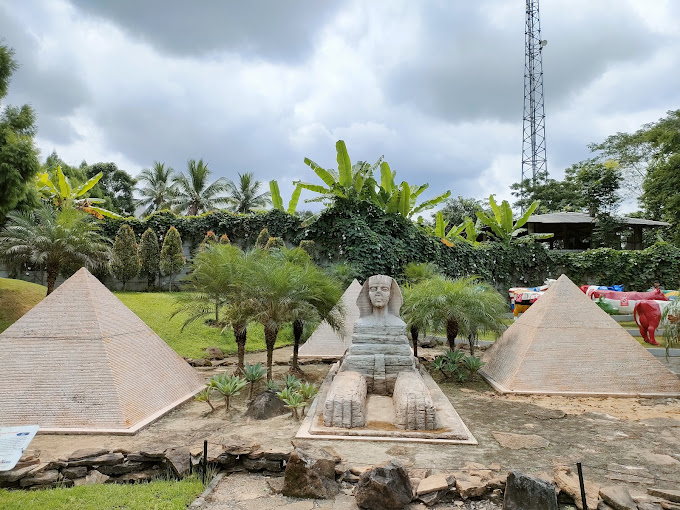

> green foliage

[
  {"left": 431, "top": 350, "right": 485, "bottom": 383},
  {"left": 565, "top": 159, "right": 622, "bottom": 217},
  {"left": 510, "top": 169, "right": 581, "bottom": 214},
  {"left": 0, "top": 206, "right": 109, "bottom": 295},
  {"left": 210, "top": 373, "right": 247, "bottom": 411},
  {"left": 225, "top": 172, "right": 271, "bottom": 213},
  {"left": 402, "top": 262, "right": 438, "bottom": 284},
  {"left": 264, "top": 236, "right": 284, "bottom": 250},
  {"left": 36, "top": 165, "right": 121, "bottom": 219},
  {"left": 265, "top": 379, "right": 280, "bottom": 392},
  {"left": 0, "top": 45, "right": 40, "bottom": 222},
  {"left": 270, "top": 180, "right": 302, "bottom": 214},
  {"left": 136, "top": 161, "right": 177, "bottom": 217},
  {"left": 476, "top": 195, "right": 552, "bottom": 244},
  {"left": 299, "top": 381, "right": 319, "bottom": 401},
  {"left": 86, "top": 162, "right": 137, "bottom": 216},
  {"left": 243, "top": 362, "right": 267, "bottom": 398},
  {"left": 139, "top": 228, "right": 160, "bottom": 289},
  {"left": 438, "top": 195, "right": 487, "bottom": 226},
  {"left": 282, "top": 374, "right": 302, "bottom": 390},
  {"left": 110, "top": 224, "right": 140, "bottom": 290},
  {"left": 173, "top": 158, "right": 230, "bottom": 215},
  {"left": 0, "top": 477, "right": 203, "bottom": 510},
  {"left": 219, "top": 233, "right": 231, "bottom": 244},
  {"left": 298, "top": 240, "right": 315, "bottom": 255},
  {"left": 160, "top": 226, "right": 184, "bottom": 291},
  {"left": 255, "top": 227, "right": 270, "bottom": 249},
  {"left": 200, "top": 230, "right": 219, "bottom": 250},
  {"left": 194, "top": 387, "right": 215, "bottom": 411},
  {"left": 280, "top": 390, "right": 305, "bottom": 419}
]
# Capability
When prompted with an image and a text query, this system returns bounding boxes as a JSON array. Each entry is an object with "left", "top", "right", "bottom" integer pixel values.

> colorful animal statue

[
  {"left": 590, "top": 289, "right": 668, "bottom": 314},
  {"left": 633, "top": 300, "right": 670, "bottom": 346}
]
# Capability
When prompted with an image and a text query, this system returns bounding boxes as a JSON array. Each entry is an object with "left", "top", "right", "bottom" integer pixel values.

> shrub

[
  {"left": 110, "top": 224, "right": 140, "bottom": 290},
  {"left": 138, "top": 228, "right": 160, "bottom": 289},
  {"left": 431, "top": 350, "right": 485, "bottom": 383},
  {"left": 255, "top": 227, "right": 270, "bottom": 249},
  {"left": 264, "top": 236, "right": 284, "bottom": 250},
  {"left": 160, "top": 226, "right": 185, "bottom": 291}
]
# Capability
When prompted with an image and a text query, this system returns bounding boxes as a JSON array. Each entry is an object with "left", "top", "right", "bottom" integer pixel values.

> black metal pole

[
  {"left": 577, "top": 462, "right": 587, "bottom": 510},
  {"left": 203, "top": 440, "right": 208, "bottom": 484}
]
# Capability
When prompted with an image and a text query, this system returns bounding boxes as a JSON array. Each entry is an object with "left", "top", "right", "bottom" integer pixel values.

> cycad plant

[
  {"left": 243, "top": 362, "right": 267, "bottom": 399},
  {"left": 402, "top": 275, "right": 507, "bottom": 352}
]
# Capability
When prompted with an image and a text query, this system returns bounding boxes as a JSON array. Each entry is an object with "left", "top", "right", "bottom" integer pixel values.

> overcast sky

[{"left": 1, "top": 0, "right": 679, "bottom": 212}]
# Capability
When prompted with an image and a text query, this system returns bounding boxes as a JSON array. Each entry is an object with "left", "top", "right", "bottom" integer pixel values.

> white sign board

[{"left": 0, "top": 425, "right": 39, "bottom": 471}]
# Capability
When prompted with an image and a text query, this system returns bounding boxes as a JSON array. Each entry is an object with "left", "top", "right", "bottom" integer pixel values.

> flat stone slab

[
  {"left": 524, "top": 407, "right": 566, "bottom": 420},
  {"left": 295, "top": 363, "right": 477, "bottom": 444},
  {"left": 648, "top": 488, "right": 680, "bottom": 503},
  {"left": 416, "top": 474, "right": 450, "bottom": 495},
  {"left": 492, "top": 431, "right": 549, "bottom": 449}
]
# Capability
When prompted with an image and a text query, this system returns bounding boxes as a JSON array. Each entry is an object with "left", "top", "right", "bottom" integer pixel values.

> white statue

[{"left": 355, "top": 274, "right": 405, "bottom": 327}]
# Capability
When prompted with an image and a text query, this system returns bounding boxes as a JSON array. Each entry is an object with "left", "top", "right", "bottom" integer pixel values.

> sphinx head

[
  {"left": 357, "top": 274, "right": 403, "bottom": 318},
  {"left": 368, "top": 275, "right": 392, "bottom": 310}
]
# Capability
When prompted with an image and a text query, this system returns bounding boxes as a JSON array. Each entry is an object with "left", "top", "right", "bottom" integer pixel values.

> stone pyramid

[
  {"left": 0, "top": 268, "right": 204, "bottom": 433},
  {"left": 480, "top": 274, "right": 680, "bottom": 397},
  {"left": 298, "top": 279, "right": 362, "bottom": 359}
]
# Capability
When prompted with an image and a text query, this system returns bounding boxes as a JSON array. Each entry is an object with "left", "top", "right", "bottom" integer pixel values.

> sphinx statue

[{"left": 323, "top": 275, "right": 435, "bottom": 430}]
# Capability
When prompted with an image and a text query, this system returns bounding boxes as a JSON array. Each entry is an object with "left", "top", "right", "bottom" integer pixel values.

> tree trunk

[
  {"left": 468, "top": 334, "right": 476, "bottom": 357},
  {"left": 291, "top": 319, "right": 304, "bottom": 373},
  {"left": 264, "top": 324, "right": 279, "bottom": 381},
  {"left": 446, "top": 319, "right": 459, "bottom": 351},
  {"left": 215, "top": 299, "right": 219, "bottom": 323},
  {"left": 410, "top": 324, "right": 419, "bottom": 359},
  {"left": 234, "top": 323, "right": 247, "bottom": 374},
  {"left": 46, "top": 265, "right": 59, "bottom": 296}
]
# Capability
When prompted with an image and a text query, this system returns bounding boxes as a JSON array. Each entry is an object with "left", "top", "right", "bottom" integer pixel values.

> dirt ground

[{"left": 28, "top": 346, "right": 680, "bottom": 496}]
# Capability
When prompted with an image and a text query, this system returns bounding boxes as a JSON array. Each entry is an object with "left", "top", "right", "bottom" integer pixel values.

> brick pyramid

[
  {"left": 480, "top": 274, "right": 680, "bottom": 397},
  {"left": 298, "top": 279, "right": 362, "bottom": 359},
  {"left": 0, "top": 268, "right": 204, "bottom": 433}
]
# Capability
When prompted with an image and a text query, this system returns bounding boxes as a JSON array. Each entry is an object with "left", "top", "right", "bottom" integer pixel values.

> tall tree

[
  {"left": 110, "top": 224, "right": 140, "bottom": 290},
  {"left": 438, "top": 196, "right": 487, "bottom": 226},
  {"left": 172, "top": 158, "right": 230, "bottom": 215},
  {"left": 0, "top": 206, "right": 109, "bottom": 295},
  {"left": 86, "top": 162, "right": 137, "bottom": 217},
  {"left": 564, "top": 159, "right": 622, "bottom": 217},
  {"left": 135, "top": 162, "right": 177, "bottom": 217},
  {"left": 0, "top": 45, "right": 40, "bottom": 221},
  {"left": 225, "top": 172, "right": 271, "bottom": 213},
  {"left": 510, "top": 170, "right": 581, "bottom": 214},
  {"left": 160, "top": 226, "right": 184, "bottom": 291},
  {"left": 138, "top": 228, "right": 160, "bottom": 289}
]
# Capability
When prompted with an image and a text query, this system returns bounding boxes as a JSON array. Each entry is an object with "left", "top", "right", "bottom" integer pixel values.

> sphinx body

[{"left": 322, "top": 275, "right": 435, "bottom": 430}]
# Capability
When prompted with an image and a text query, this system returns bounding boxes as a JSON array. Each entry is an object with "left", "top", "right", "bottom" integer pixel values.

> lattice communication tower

[{"left": 521, "top": 0, "right": 547, "bottom": 185}]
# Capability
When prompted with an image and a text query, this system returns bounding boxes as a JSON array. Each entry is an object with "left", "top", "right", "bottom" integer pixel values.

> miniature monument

[
  {"left": 298, "top": 275, "right": 475, "bottom": 443},
  {"left": 481, "top": 274, "right": 680, "bottom": 397},
  {"left": 298, "top": 279, "right": 362, "bottom": 359}
]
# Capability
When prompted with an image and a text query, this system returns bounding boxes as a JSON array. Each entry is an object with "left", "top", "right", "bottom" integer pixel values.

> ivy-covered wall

[{"left": 98, "top": 203, "right": 680, "bottom": 290}]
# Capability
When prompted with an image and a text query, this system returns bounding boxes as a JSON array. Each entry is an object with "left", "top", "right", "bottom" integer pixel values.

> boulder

[
  {"left": 245, "top": 390, "right": 288, "bottom": 420},
  {"left": 599, "top": 485, "right": 638, "bottom": 510},
  {"left": 282, "top": 447, "right": 339, "bottom": 499},
  {"left": 205, "top": 346, "right": 224, "bottom": 359},
  {"left": 503, "top": 471, "right": 558, "bottom": 510},
  {"left": 354, "top": 461, "right": 413, "bottom": 510},
  {"left": 164, "top": 447, "right": 191, "bottom": 478}
]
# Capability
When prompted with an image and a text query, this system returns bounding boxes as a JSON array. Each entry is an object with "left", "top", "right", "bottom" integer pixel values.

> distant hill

[{"left": 0, "top": 278, "right": 46, "bottom": 333}]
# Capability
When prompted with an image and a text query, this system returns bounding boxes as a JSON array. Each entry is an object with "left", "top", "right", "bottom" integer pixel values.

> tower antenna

[{"left": 521, "top": 0, "right": 547, "bottom": 189}]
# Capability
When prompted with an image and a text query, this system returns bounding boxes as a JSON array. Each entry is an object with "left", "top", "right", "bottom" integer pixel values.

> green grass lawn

[
  {"left": 114, "top": 292, "right": 296, "bottom": 359},
  {"left": 0, "top": 277, "right": 46, "bottom": 333},
  {"left": 0, "top": 477, "right": 203, "bottom": 510}
]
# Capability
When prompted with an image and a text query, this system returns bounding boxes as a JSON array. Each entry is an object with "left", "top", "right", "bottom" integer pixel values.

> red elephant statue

[{"left": 633, "top": 300, "right": 664, "bottom": 346}]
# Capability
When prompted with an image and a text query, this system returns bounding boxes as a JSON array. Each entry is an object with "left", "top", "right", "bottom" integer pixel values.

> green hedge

[{"left": 100, "top": 203, "right": 680, "bottom": 290}]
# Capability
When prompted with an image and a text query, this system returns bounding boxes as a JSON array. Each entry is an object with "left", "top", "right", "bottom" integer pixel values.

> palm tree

[
  {"left": 135, "top": 162, "right": 177, "bottom": 216},
  {"left": 172, "top": 158, "right": 231, "bottom": 215},
  {"left": 172, "top": 244, "right": 255, "bottom": 373},
  {"left": 225, "top": 172, "right": 271, "bottom": 213},
  {"left": 402, "top": 275, "right": 507, "bottom": 352},
  {"left": 248, "top": 252, "right": 344, "bottom": 380},
  {"left": 0, "top": 205, "right": 109, "bottom": 295}
]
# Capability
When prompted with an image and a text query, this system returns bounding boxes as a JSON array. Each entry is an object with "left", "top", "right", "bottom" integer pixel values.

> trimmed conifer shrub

[
  {"left": 110, "top": 224, "right": 140, "bottom": 290},
  {"left": 255, "top": 227, "right": 270, "bottom": 249},
  {"left": 160, "top": 226, "right": 185, "bottom": 291},
  {"left": 139, "top": 228, "right": 160, "bottom": 289},
  {"left": 219, "top": 234, "right": 230, "bottom": 244},
  {"left": 264, "top": 236, "right": 284, "bottom": 250}
]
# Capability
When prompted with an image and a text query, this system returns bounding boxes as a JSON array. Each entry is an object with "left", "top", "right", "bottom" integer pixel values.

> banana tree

[
  {"left": 372, "top": 162, "right": 451, "bottom": 219},
  {"left": 433, "top": 213, "right": 483, "bottom": 246},
  {"left": 475, "top": 195, "right": 552, "bottom": 244},
  {"left": 296, "top": 140, "right": 383, "bottom": 203},
  {"left": 37, "top": 166, "right": 121, "bottom": 218},
  {"left": 269, "top": 180, "right": 303, "bottom": 214}
]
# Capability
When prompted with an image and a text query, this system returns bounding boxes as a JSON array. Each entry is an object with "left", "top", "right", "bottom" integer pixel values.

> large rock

[
  {"left": 164, "top": 447, "right": 191, "bottom": 478},
  {"left": 354, "top": 461, "right": 413, "bottom": 510},
  {"left": 282, "top": 447, "right": 339, "bottom": 499},
  {"left": 503, "top": 471, "right": 558, "bottom": 510},
  {"left": 245, "top": 390, "right": 288, "bottom": 420},
  {"left": 599, "top": 485, "right": 638, "bottom": 510}
]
